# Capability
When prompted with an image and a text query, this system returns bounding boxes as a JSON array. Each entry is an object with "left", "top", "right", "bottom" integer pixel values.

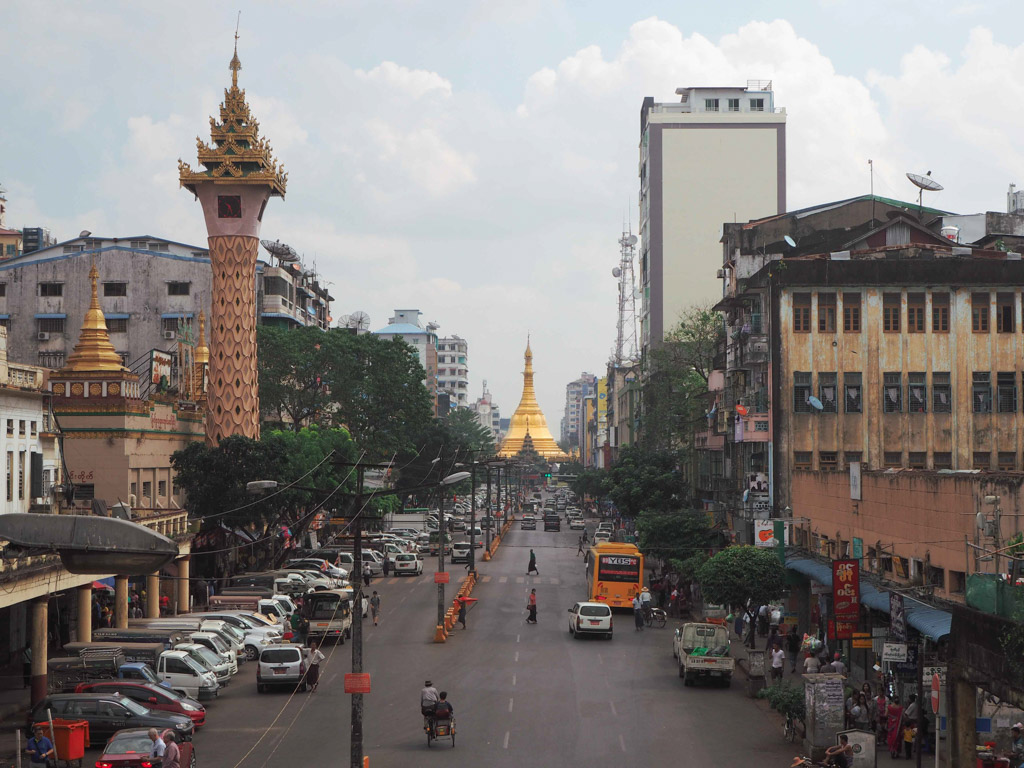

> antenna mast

[{"left": 613, "top": 227, "right": 639, "bottom": 365}]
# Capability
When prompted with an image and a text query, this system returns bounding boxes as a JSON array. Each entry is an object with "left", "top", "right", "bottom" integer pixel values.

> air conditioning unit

[
  {"left": 37, "top": 332, "right": 50, "bottom": 341},
  {"left": 163, "top": 330, "right": 176, "bottom": 340}
]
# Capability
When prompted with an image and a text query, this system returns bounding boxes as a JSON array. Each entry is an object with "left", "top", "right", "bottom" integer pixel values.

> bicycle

[
  {"left": 783, "top": 713, "right": 798, "bottom": 742},
  {"left": 643, "top": 606, "right": 667, "bottom": 628}
]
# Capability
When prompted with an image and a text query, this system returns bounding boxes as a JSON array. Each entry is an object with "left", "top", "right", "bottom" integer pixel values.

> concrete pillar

[
  {"left": 30, "top": 597, "right": 48, "bottom": 706},
  {"left": 76, "top": 584, "right": 92, "bottom": 643},
  {"left": 177, "top": 556, "right": 190, "bottom": 614},
  {"left": 114, "top": 575, "right": 129, "bottom": 628},
  {"left": 147, "top": 572, "right": 161, "bottom": 618},
  {"left": 950, "top": 673, "right": 977, "bottom": 768}
]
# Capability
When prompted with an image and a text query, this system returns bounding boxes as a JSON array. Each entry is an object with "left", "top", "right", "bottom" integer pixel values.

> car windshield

[
  {"left": 580, "top": 605, "right": 611, "bottom": 617},
  {"left": 139, "top": 667, "right": 160, "bottom": 684},
  {"left": 121, "top": 697, "right": 151, "bottom": 716},
  {"left": 106, "top": 734, "right": 154, "bottom": 755},
  {"left": 181, "top": 655, "right": 207, "bottom": 675},
  {"left": 202, "top": 634, "right": 228, "bottom": 653},
  {"left": 192, "top": 647, "right": 221, "bottom": 666},
  {"left": 261, "top": 648, "right": 301, "bottom": 664}
]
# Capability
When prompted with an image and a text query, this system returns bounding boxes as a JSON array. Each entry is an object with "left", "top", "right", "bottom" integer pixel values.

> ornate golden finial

[
  {"left": 61, "top": 263, "right": 129, "bottom": 373},
  {"left": 230, "top": 14, "right": 242, "bottom": 89},
  {"left": 195, "top": 311, "right": 210, "bottom": 365}
]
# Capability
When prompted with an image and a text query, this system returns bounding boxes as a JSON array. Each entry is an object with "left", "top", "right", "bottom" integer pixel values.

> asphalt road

[{"left": 48, "top": 507, "right": 805, "bottom": 767}]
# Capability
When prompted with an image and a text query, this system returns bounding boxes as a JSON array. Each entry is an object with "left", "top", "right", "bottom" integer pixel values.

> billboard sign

[{"left": 832, "top": 559, "right": 860, "bottom": 620}]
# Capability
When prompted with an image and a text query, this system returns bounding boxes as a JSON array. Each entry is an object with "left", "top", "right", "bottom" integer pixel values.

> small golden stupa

[{"left": 498, "top": 338, "right": 568, "bottom": 460}]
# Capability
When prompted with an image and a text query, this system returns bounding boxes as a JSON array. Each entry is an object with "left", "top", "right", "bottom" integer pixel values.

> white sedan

[
  {"left": 568, "top": 602, "right": 613, "bottom": 640},
  {"left": 393, "top": 553, "right": 423, "bottom": 576}
]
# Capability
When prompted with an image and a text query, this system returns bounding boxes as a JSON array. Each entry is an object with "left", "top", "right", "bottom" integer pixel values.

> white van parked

[{"left": 156, "top": 649, "right": 220, "bottom": 700}]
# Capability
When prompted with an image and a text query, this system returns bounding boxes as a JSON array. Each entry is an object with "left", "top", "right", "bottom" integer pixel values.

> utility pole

[
  {"left": 495, "top": 466, "right": 502, "bottom": 530},
  {"left": 351, "top": 465, "right": 364, "bottom": 768},
  {"left": 485, "top": 467, "right": 492, "bottom": 552},
  {"left": 469, "top": 464, "right": 477, "bottom": 573},
  {"left": 437, "top": 480, "right": 446, "bottom": 627}
]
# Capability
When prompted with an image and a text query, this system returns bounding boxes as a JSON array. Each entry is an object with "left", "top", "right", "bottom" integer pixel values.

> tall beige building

[{"left": 639, "top": 83, "right": 786, "bottom": 353}]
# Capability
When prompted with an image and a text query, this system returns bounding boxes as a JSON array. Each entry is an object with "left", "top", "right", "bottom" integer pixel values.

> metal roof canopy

[{"left": 0, "top": 514, "right": 179, "bottom": 575}]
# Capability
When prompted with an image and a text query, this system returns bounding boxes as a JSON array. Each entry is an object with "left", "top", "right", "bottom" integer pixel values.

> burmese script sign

[{"left": 832, "top": 559, "right": 860, "bottom": 621}]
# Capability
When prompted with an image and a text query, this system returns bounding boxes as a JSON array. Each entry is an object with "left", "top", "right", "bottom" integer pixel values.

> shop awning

[
  {"left": 34, "top": 313, "right": 67, "bottom": 319},
  {"left": 785, "top": 555, "right": 951, "bottom": 640}
]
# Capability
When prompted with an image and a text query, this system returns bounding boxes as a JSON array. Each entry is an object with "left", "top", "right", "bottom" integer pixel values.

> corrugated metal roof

[
  {"left": 374, "top": 323, "right": 428, "bottom": 335},
  {"left": 786, "top": 555, "right": 950, "bottom": 640}
]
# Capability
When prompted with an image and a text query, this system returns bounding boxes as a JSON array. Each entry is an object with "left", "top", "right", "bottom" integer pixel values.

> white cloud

[{"left": 357, "top": 61, "right": 453, "bottom": 98}]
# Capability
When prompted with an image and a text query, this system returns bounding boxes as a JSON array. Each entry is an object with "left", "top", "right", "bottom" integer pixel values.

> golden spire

[
  {"left": 195, "top": 311, "right": 210, "bottom": 366},
  {"left": 498, "top": 338, "right": 567, "bottom": 460},
  {"left": 229, "top": 19, "right": 241, "bottom": 88},
  {"left": 61, "top": 264, "right": 129, "bottom": 373}
]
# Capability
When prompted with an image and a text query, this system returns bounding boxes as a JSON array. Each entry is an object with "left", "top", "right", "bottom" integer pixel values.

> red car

[
  {"left": 95, "top": 727, "right": 195, "bottom": 768},
  {"left": 74, "top": 681, "right": 206, "bottom": 728}
]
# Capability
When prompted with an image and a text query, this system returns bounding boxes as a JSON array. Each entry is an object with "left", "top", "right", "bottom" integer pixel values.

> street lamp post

[
  {"left": 469, "top": 465, "right": 477, "bottom": 573},
  {"left": 438, "top": 471, "right": 471, "bottom": 627},
  {"left": 484, "top": 467, "right": 492, "bottom": 552}
]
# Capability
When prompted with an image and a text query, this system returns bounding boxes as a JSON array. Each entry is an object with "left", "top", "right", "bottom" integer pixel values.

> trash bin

[{"left": 35, "top": 718, "right": 89, "bottom": 763}]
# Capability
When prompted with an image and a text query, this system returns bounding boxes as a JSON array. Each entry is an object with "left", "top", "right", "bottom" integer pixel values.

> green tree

[
  {"left": 445, "top": 408, "right": 495, "bottom": 456},
  {"left": 571, "top": 468, "right": 608, "bottom": 501},
  {"left": 635, "top": 510, "right": 717, "bottom": 564},
  {"left": 257, "top": 325, "right": 335, "bottom": 427},
  {"left": 697, "top": 545, "right": 786, "bottom": 646},
  {"left": 603, "top": 445, "right": 685, "bottom": 518}
]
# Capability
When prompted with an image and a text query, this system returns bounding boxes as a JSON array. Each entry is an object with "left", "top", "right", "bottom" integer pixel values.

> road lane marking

[
  {"left": 618, "top": 734, "right": 626, "bottom": 752},
  {"left": 512, "top": 674, "right": 516, "bottom": 686},
  {"left": 516, "top": 634, "right": 520, "bottom": 643},
  {"left": 389, "top": 578, "right": 399, "bottom": 584},
  {"left": 548, "top": 578, "right": 560, "bottom": 584},
  {"left": 509, "top": 698, "right": 514, "bottom": 712},
  {"left": 482, "top": 575, "right": 492, "bottom": 582},
  {"left": 400, "top": 595, "right": 407, "bottom": 603},
  {"left": 514, "top": 652, "right": 519, "bottom": 662},
  {"left": 609, "top": 701, "right": 617, "bottom": 717},
  {"left": 504, "top": 731, "right": 510, "bottom": 749},
  {"left": 598, "top": 654, "right": 603, "bottom": 665},
  {"left": 499, "top": 577, "right": 508, "bottom": 584},
  {"left": 515, "top": 577, "right": 524, "bottom": 584}
]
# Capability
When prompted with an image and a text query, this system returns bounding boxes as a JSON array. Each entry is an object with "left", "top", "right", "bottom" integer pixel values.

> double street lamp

[{"left": 437, "top": 471, "right": 471, "bottom": 626}]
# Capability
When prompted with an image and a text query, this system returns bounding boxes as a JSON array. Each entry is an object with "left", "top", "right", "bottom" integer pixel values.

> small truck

[{"left": 673, "top": 622, "right": 735, "bottom": 687}]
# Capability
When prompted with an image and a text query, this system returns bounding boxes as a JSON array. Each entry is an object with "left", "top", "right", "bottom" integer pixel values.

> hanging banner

[
  {"left": 889, "top": 592, "right": 908, "bottom": 642},
  {"left": 832, "top": 559, "right": 860, "bottom": 621}
]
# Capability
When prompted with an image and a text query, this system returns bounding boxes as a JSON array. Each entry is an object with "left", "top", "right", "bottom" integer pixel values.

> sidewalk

[
  {"left": 0, "top": 680, "right": 31, "bottom": 766},
  {"left": 727, "top": 630, "right": 947, "bottom": 767}
]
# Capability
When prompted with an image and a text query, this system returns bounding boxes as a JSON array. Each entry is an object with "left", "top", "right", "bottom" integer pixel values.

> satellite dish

[
  {"left": 906, "top": 172, "right": 943, "bottom": 192},
  {"left": 612, "top": 266, "right": 622, "bottom": 278},
  {"left": 808, "top": 396, "right": 824, "bottom": 411},
  {"left": 783, "top": 235, "right": 796, "bottom": 248},
  {"left": 743, "top": 489, "right": 750, "bottom": 503},
  {"left": 627, "top": 234, "right": 638, "bottom": 246},
  {"left": 349, "top": 310, "right": 371, "bottom": 330},
  {"left": 735, "top": 404, "right": 748, "bottom": 417},
  {"left": 260, "top": 239, "right": 299, "bottom": 264},
  {"left": 79, "top": 230, "right": 92, "bottom": 238}
]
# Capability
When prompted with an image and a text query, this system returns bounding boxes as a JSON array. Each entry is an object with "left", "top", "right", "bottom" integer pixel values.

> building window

[
  {"left": 167, "top": 281, "right": 191, "bottom": 296},
  {"left": 18, "top": 420, "right": 25, "bottom": 436},
  {"left": 749, "top": 98, "right": 765, "bottom": 112},
  {"left": 38, "top": 352, "right": 65, "bottom": 368},
  {"left": 30, "top": 421, "right": 36, "bottom": 437},
  {"left": 908, "top": 372, "right": 927, "bottom": 413},
  {"left": 157, "top": 480, "right": 167, "bottom": 498},
  {"left": 883, "top": 372, "right": 902, "bottom": 412},
  {"left": 142, "top": 481, "right": 152, "bottom": 501},
  {"left": 107, "top": 318, "right": 128, "bottom": 333},
  {"left": 794, "top": 371, "right": 812, "bottom": 412},
  {"left": 973, "top": 372, "right": 992, "bottom": 413},
  {"left": 37, "top": 317, "right": 65, "bottom": 334},
  {"left": 883, "top": 293, "right": 901, "bottom": 332},
  {"left": 933, "top": 372, "right": 951, "bottom": 413},
  {"left": 934, "top": 451, "right": 952, "bottom": 469},
  {"left": 130, "top": 483, "right": 137, "bottom": 498},
  {"left": 727, "top": 98, "right": 740, "bottom": 112},
  {"left": 818, "top": 293, "right": 836, "bottom": 332},
  {"left": 997, "top": 292, "right": 1015, "bottom": 333},
  {"left": 972, "top": 292, "right": 990, "bottom": 332},
  {"left": 38, "top": 282, "right": 63, "bottom": 297},
  {"left": 0, "top": 283, "right": 5, "bottom": 296},
  {"left": 5, "top": 420, "right": 12, "bottom": 437},
  {"left": 843, "top": 293, "right": 861, "bottom": 332},
  {"left": 998, "top": 452, "right": 1017, "bottom": 471},
  {"left": 162, "top": 317, "right": 192, "bottom": 333},
  {"left": 18, "top": 450, "right": 24, "bottom": 500},
  {"left": 844, "top": 451, "right": 862, "bottom": 467},
  {"left": 793, "top": 451, "right": 812, "bottom": 469},
  {"left": 949, "top": 570, "right": 966, "bottom": 594},
  {"left": 927, "top": 565, "right": 945, "bottom": 589},
  {"left": 5, "top": 452, "right": 11, "bottom": 501},
  {"left": 844, "top": 372, "right": 862, "bottom": 413},
  {"left": 0, "top": 318, "right": 8, "bottom": 330},
  {"left": 883, "top": 451, "right": 902, "bottom": 468},
  {"left": 705, "top": 98, "right": 719, "bottom": 111},
  {"left": 793, "top": 293, "right": 811, "bottom": 332},
  {"left": 908, "top": 451, "right": 927, "bottom": 469},
  {"left": 997, "top": 372, "right": 1017, "bottom": 413},
  {"left": 819, "top": 451, "right": 838, "bottom": 470},
  {"left": 103, "top": 282, "right": 128, "bottom": 297},
  {"left": 907, "top": 293, "right": 925, "bottom": 332},
  {"left": 932, "top": 292, "right": 950, "bottom": 332},
  {"left": 973, "top": 451, "right": 991, "bottom": 470},
  {"left": 819, "top": 372, "right": 837, "bottom": 412}
]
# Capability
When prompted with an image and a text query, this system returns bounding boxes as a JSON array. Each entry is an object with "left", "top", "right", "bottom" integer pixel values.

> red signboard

[
  {"left": 344, "top": 673, "right": 371, "bottom": 694},
  {"left": 833, "top": 620, "right": 857, "bottom": 640},
  {"left": 434, "top": 571, "right": 450, "bottom": 584},
  {"left": 832, "top": 559, "right": 860, "bottom": 620}
]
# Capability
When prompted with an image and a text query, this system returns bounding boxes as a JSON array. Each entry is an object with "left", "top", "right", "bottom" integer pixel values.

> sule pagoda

[{"left": 498, "top": 339, "right": 568, "bottom": 461}]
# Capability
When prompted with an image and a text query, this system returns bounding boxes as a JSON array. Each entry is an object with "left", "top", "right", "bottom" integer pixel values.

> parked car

[
  {"left": 95, "top": 726, "right": 196, "bottom": 768},
  {"left": 450, "top": 542, "right": 471, "bottom": 563},
  {"left": 393, "top": 552, "right": 424, "bottom": 575},
  {"left": 28, "top": 692, "right": 194, "bottom": 742},
  {"left": 467, "top": 526, "right": 484, "bottom": 546},
  {"left": 287, "top": 558, "right": 349, "bottom": 581},
  {"left": 256, "top": 644, "right": 307, "bottom": 693},
  {"left": 73, "top": 681, "right": 206, "bottom": 727}
]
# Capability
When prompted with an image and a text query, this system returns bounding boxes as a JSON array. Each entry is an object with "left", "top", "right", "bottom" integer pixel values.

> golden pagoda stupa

[{"left": 498, "top": 339, "right": 568, "bottom": 460}]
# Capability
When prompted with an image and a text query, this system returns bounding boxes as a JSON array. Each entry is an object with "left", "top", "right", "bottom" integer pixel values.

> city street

[{"left": 148, "top": 516, "right": 805, "bottom": 767}]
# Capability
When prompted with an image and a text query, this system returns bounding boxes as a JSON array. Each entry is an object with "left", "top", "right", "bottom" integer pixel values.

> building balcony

[
  {"left": 695, "top": 430, "right": 725, "bottom": 450},
  {"left": 736, "top": 413, "right": 771, "bottom": 442},
  {"left": 133, "top": 508, "right": 191, "bottom": 540}
]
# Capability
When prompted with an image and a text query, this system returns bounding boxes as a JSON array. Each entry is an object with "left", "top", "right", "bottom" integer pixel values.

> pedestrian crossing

[{"left": 376, "top": 574, "right": 563, "bottom": 586}]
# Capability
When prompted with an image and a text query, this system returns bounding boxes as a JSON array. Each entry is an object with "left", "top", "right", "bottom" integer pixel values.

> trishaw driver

[{"left": 421, "top": 680, "right": 439, "bottom": 729}]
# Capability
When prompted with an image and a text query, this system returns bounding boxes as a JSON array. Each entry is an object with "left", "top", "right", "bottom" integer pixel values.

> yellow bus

[{"left": 586, "top": 542, "right": 644, "bottom": 609}]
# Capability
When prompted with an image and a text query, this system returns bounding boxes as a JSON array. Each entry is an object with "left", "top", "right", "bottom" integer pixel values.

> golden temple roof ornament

[
  {"left": 61, "top": 264, "right": 130, "bottom": 373},
  {"left": 498, "top": 338, "right": 568, "bottom": 460},
  {"left": 178, "top": 38, "right": 287, "bottom": 197}
]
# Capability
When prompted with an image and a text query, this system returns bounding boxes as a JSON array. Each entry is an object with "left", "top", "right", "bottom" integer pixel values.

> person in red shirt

[{"left": 526, "top": 589, "right": 537, "bottom": 624}]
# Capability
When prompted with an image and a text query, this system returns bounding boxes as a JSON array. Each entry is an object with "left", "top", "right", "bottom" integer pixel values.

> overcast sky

[{"left": 3, "top": 1, "right": 1024, "bottom": 429}]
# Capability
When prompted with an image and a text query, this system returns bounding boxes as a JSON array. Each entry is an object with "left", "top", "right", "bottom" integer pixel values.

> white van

[
  {"left": 188, "top": 631, "right": 238, "bottom": 674},
  {"left": 175, "top": 642, "right": 233, "bottom": 685},
  {"left": 156, "top": 649, "right": 220, "bottom": 700}
]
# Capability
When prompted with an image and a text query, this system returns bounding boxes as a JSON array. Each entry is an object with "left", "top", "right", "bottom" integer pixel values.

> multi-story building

[
  {"left": 436, "top": 335, "right": 469, "bottom": 407},
  {"left": 638, "top": 82, "right": 786, "bottom": 354},
  {"left": 605, "top": 362, "right": 641, "bottom": 463},
  {"left": 469, "top": 381, "right": 502, "bottom": 440},
  {"left": 561, "top": 372, "right": 596, "bottom": 454},
  {"left": 373, "top": 309, "right": 439, "bottom": 413},
  {"left": 0, "top": 234, "right": 331, "bottom": 373}
]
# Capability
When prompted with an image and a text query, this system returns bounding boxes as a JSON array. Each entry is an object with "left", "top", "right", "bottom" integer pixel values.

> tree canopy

[
  {"left": 697, "top": 546, "right": 786, "bottom": 632},
  {"left": 602, "top": 445, "right": 685, "bottom": 517},
  {"left": 635, "top": 509, "right": 718, "bottom": 565}
]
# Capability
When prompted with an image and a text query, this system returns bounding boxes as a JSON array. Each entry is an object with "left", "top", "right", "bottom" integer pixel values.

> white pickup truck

[{"left": 672, "top": 622, "right": 735, "bottom": 687}]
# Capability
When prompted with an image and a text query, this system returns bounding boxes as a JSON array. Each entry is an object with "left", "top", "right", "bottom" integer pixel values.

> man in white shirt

[
  {"left": 148, "top": 728, "right": 166, "bottom": 759},
  {"left": 830, "top": 653, "right": 848, "bottom": 676},
  {"left": 770, "top": 643, "right": 786, "bottom": 680}
]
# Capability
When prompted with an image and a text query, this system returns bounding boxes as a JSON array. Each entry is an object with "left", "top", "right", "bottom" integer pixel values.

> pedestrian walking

[
  {"left": 306, "top": 641, "right": 325, "bottom": 692},
  {"left": 162, "top": 731, "right": 181, "bottom": 768},
  {"left": 632, "top": 594, "right": 644, "bottom": 631},
  {"left": 803, "top": 651, "right": 821, "bottom": 674},
  {"left": 457, "top": 599, "right": 467, "bottom": 629},
  {"left": 289, "top": 608, "right": 306, "bottom": 643},
  {"left": 770, "top": 643, "right": 785, "bottom": 681},
  {"left": 527, "top": 549, "right": 539, "bottom": 575},
  {"left": 669, "top": 587, "right": 679, "bottom": 617},
  {"left": 766, "top": 624, "right": 780, "bottom": 652},
  {"left": 829, "top": 652, "right": 847, "bottom": 676},
  {"left": 382, "top": 554, "right": 390, "bottom": 577},
  {"left": 577, "top": 537, "right": 585, "bottom": 556},
  {"left": 362, "top": 563, "right": 372, "bottom": 587},
  {"left": 526, "top": 589, "right": 538, "bottom": 623},
  {"left": 370, "top": 591, "right": 381, "bottom": 626},
  {"left": 26, "top": 725, "right": 55, "bottom": 767},
  {"left": 785, "top": 625, "right": 801, "bottom": 672}
]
